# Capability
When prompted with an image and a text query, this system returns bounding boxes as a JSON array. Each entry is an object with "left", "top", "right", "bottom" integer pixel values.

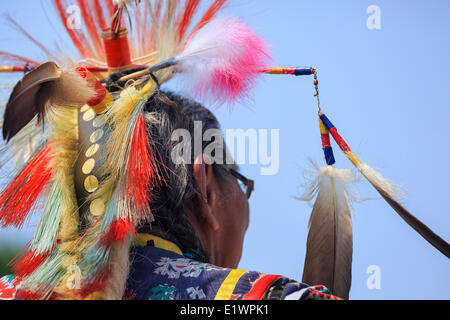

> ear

[{"left": 192, "top": 154, "right": 220, "bottom": 231}]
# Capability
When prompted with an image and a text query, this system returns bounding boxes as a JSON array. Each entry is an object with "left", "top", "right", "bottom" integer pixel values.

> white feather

[
  {"left": 103, "top": 238, "right": 132, "bottom": 300},
  {"left": 357, "top": 163, "right": 405, "bottom": 199},
  {"left": 176, "top": 18, "right": 242, "bottom": 77},
  {"left": 172, "top": 17, "right": 270, "bottom": 104}
]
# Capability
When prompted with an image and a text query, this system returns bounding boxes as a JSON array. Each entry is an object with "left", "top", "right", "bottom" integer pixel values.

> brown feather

[
  {"left": 374, "top": 184, "right": 450, "bottom": 259},
  {"left": 3, "top": 62, "right": 61, "bottom": 141},
  {"left": 358, "top": 163, "right": 450, "bottom": 259},
  {"left": 302, "top": 166, "right": 353, "bottom": 299},
  {"left": 3, "top": 62, "right": 96, "bottom": 141}
]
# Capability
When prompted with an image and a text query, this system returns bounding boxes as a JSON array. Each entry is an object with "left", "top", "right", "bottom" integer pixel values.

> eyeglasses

[{"left": 220, "top": 167, "right": 254, "bottom": 199}]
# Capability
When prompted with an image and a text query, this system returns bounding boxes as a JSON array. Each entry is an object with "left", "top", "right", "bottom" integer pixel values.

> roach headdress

[{"left": 0, "top": 0, "right": 272, "bottom": 300}]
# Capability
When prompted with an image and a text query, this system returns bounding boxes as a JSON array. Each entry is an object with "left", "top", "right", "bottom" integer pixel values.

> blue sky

[{"left": 0, "top": 0, "right": 449, "bottom": 299}]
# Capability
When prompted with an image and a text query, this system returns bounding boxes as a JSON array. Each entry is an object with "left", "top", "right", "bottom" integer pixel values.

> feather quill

[{"left": 300, "top": 165, "right": 356, "bottom": 299}]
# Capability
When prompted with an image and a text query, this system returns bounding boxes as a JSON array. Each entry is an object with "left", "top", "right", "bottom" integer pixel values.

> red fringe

[
  {"left": 189, "top": 0, "right": 228, "bottom": 39},
  {"left": 124, "top": 114, "right": 168, "bottom": 222},
  {"left": 48, "top": 292, "right": 64, "bottom": 300},
  {"left": 12, "top": 250, "right": 51, "bottom": 277},
  {"left": 77, "top": 0, "right": 104, "bottom": 58},
  {"left": 177, "top": 0, "right": 201, "bottom": 41},
  {"left": 100, "top": 115, "right": 167, "bottom": 245},
  {"left": 101, "top": 218, "right": 136, "bottom": 244},
  {"left": 141, "top": 1, "right": 153, "bottom": 54},
  {"left": 17, "top": 288, "right": 75, "bottom": 300},
  {"left": 0, "top": 145, "right": 54, "bottom": 228},
  {"left": 126, "top": 115, "right": 153, "bottom": 216},
  {"left": 154, "top": 0, "right": 163, "bottom": 23},
  {"left": 15, "top": 289, "right": 42, "bottom": 300},
  {"left": 105, "top": 0, "right": 116, "bottom": 19},
  {"left": 93, "top": 0, "right": 107, "bottom": 30},
  {"left": 122, "top": 288, "right": 136, "bottom": 300},
  {"left": 78, "top": 269, "right": 111, "bottom": 299},
  {"left": 53, "top": 0, "right": 90, "bottom": 58},
  {"left": 6, "top": 17, "right": 55, "bottom": 60}
]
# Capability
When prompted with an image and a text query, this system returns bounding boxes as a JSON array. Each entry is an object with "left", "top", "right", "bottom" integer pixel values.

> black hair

[{"left": 137, "top": 90, "right": 230, "bottom": 263}]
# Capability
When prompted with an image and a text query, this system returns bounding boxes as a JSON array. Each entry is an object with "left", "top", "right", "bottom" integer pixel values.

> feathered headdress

[
  {"left": 0, "top": 0, "right": 273, "bottom": 300},
  {"left": 3, "top": 0, "right": 446, "bottom": 302}
]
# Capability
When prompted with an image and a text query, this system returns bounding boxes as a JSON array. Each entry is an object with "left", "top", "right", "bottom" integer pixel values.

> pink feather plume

[{"left": 177, "top": 17, "right": 271, "bottom": 105}]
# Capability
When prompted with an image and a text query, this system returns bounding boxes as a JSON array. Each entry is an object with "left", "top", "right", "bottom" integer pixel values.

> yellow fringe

[
  {"left": 42, "top": 72, "right": 170, "bottom": 300},
  {"left": 74, "top": 78, "right": 162, "bottom": 300},
  {"left": 44, "top": 106, "right": 82, "bottom": 299}
]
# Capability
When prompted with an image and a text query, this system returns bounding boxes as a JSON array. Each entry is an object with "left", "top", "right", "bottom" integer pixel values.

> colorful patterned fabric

[
  {"left": 0, "top": 234, "right": 340, "bottom": 300},
  {"left": 125, "top": 235, "right": 340, "bottom": 300}
]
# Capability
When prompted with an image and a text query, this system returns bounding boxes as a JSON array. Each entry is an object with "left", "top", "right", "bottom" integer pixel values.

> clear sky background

[{"left": 0, "top": 0, "right": 449, "bottom": 299}]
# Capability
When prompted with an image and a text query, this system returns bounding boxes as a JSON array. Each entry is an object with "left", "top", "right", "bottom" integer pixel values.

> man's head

[
  {"left": 186, "top": 156, "right": 250, "bottom": 268},
  {"left": 142, "top": 91, "right": 250, "bottom": 268}
]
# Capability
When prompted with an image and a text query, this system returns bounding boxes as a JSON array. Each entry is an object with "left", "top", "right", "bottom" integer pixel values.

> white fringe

[
  {"left": 103, "top": 238, "right": 132, "bottom": 300},
  {"left": 299, "top": 162, "right": 361, "bottom": 205}
]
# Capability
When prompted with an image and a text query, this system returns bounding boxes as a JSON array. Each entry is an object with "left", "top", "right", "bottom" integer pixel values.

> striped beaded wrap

[
  {"left": 319, "top": 112, "right": 362, "bottom": 167},
  {"left": 319, "top": 116, "right": 336, "bottom": 166}
]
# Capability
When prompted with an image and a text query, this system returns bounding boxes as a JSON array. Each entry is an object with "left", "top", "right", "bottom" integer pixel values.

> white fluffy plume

[{"left": 174, "top": 17, "right": 271, "bottom": 104}]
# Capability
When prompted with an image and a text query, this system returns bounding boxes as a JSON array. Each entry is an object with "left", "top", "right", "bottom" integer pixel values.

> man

[
  {"left": 121, "top": 91, "right": 340, "bottom": 300},
  {"left": 0, "top": 0, "right": 340, "bottom": 300},
  {"left": 0, "top": 89, "right": 339, "bottom": 301}
]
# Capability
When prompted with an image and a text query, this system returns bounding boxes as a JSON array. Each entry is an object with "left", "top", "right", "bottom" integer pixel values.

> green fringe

[
  {"left": 22, "top": 250, "right": 66, "bottom": 297},
  {"left": 31, "top": 183, "right": 62, "bottom": 253},
  {"left": 78, "top": 243, "right": 111, "bottom": 282}
]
